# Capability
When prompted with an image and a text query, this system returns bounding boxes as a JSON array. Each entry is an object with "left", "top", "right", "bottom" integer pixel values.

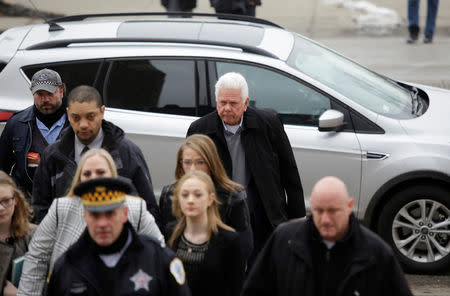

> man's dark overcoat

[
  {"left": 242, "top": 215, "right": 413, "bottom": 296},
  {"left": 187, "top": 107, "right": 305, "bottom": 227}
]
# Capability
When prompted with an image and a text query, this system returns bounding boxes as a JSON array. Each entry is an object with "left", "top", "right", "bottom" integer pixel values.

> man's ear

[
  {"left": 348, "top": 198, "right": 355, "bottom": 211},
  {"left": 99, "top": 105, "right": 106, "bottom": 119},
  {"left": 122, "top": 206, "right": 129, "bottom": 222},
  {"left": 244, "top": 97, "right": 250, "bottom": 111}
]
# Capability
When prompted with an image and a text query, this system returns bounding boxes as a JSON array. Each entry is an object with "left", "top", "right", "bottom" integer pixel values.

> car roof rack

[
  {"left": 26, "top": 37, "right": 279, "bottom": 59},
  {"left": 49, "top": 12, "right": 283, "bottom": 29}
]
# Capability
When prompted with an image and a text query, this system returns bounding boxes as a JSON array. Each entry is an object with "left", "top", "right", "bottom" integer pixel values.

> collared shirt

[
  {"left": 323, "top": 240, "right": 336, "bottom": 250},
  {"left": 222, "top": 116, "right": 244, "bottom": 135},
  {"left": 74, "top": 128, "right": 104, "bottom": 163},
  {"left": 35, "top": 114, "right": 66, "bottom": 145}
]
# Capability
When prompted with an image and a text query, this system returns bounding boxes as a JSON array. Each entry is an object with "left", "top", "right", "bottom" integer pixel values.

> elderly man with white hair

[{"left": 187, "top": 72, "right": 305, "bottom": 261}]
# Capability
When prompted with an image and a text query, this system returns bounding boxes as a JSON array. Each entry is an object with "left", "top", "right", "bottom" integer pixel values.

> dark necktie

[{"left": 81, "top": 146, "right": 89, "bottom": 156}]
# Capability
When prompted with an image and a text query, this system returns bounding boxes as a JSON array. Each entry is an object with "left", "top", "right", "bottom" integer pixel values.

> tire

[{"left": 378, "top": 185, "right": 450, "bottom": 274}]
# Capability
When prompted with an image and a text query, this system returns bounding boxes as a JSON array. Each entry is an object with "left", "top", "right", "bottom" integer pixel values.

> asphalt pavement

[{"left": 1, "top": 0, "right": 450, "bottom": 294}]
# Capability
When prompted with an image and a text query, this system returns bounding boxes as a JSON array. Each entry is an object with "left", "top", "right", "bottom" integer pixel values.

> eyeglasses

[
  {"left": 181, "top": 160, "right": 206, "bottom": 167},
  {"left": 0, "top": 197, "right": 14, "bottom": 208}
]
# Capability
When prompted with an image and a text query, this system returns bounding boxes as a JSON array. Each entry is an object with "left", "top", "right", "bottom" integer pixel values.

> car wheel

[{"left": 378, "top": 185, "right": 450, "bottom": 273}]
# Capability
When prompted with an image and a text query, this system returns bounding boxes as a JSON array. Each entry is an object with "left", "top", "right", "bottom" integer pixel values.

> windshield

[{"left": 287, "top": 34, "right": 416, "bottom": 119}]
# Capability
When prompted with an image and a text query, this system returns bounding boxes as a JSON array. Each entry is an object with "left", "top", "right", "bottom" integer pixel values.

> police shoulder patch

[{"left": 169, "top": 258, "right": 186, "bottom": 285}]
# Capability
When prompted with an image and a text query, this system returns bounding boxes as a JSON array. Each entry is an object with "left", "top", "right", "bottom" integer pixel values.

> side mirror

[{"left": 318, "top": 109, "right": 345, "bottom": 132}]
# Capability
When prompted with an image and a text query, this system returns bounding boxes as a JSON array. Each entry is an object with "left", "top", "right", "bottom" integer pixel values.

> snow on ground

[{"left": 323, "top": 0, "right": 403, "bottom": 35}]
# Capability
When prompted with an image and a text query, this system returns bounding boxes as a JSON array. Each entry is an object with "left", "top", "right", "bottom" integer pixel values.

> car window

[
  {"left": 287, "top": 33, "right": 415, "bottom": 119},
  {"left": 216, "top": 62, "right": 331, "bottom": 127},
  {"left": 104, "top": 59, "right": 196, "bottom": 116},
  {"left": 23, "top": 62, "right": 101, "bottom": 94}
]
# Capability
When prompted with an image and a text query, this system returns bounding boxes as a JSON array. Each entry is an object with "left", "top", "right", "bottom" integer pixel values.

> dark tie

[{"left": 81, "top": 146, "right": 89, "bottom": 156}]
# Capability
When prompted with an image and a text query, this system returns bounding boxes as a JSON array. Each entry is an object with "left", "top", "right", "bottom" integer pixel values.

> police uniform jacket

[
  {"left": 242, "top": 215, "right": 413, "bottom": 296},
  {"left": 32, "top": 120, "right": 161, "bottom": 226},
  {"left": 18, "top": 196, "right": 163, "bottom": 296},
  {"left": 46, "top": 222, "right": 190, "bottom": 296},
  {"left": 187, "top": 107, "right": 305, "bottom": 227}
]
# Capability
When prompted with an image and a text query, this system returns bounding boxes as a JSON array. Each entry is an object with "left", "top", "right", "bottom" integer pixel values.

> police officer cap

[
  {"left": 30, "top": 68, "right": 63, "bottom": 94},
  {"left": 74, "top": 177, "right": 132, "bottom": 212}
]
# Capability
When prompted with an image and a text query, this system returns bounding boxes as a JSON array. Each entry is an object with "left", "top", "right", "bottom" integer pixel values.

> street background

[
  {"left": 1, "top": 0, "right": 449, "bottom": 88},
  {"left": 1, "top": 0, "right": 450, "bottom": 294}
]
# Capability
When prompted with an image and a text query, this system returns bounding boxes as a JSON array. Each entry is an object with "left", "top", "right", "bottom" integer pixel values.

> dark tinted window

[
  {"left": 23, "top": 62, "right": 101, "bottom": 94},
  {"left": 104, "top": 59, "right": 196, "bottom": 116},
  {"left": 216, "top": 62, "right": 331, "bottom": 127}
]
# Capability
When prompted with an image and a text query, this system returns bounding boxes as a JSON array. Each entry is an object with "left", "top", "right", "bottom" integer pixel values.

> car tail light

[{"left": 0, "top": 111, "right": 14, "bottom": 122}]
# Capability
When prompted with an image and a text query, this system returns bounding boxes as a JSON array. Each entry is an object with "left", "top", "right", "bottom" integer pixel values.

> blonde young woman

[
  {"left": 0, "top": 171, "right": 35, "bottom": 296},
  {"left": 169, "top": 171, "right": 246, "bottom": 296},
  {"left": 17, "top": 148, "right": 163, "bottom": 296},
  {"left": 160, "top": 134, "right": 252, "bottom": 258}
]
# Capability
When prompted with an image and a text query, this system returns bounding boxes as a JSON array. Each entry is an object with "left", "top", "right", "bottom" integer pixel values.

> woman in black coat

[
  {"left": 160, "top": 134, "right": 252, "bottom": 258},
  {"left": 168, "top": 171, "right": 245, "bottom": 296}
]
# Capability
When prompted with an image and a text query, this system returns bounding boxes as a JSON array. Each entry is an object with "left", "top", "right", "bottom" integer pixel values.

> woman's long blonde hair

[
  {"left": 168, "top": 171, "right": 234, "bottom": 247},
  {"left": 174, "top": 134, "right": 243, "bottom": 192},
  {"left": 0, "top": 170, "right": 32, "bottom": 238},
  {"left": 66, "top": 148, "right": 118, "bottom": 196}
]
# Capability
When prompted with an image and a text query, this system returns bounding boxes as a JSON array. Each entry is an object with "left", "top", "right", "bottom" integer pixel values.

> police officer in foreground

[{"left": 46, "top": 177, "right": 190, "bottom": 296}]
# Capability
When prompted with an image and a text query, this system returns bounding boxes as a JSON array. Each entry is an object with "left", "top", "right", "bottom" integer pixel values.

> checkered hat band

[
  {"left": 81, "top": 190, "right": 126, "bottom": 207},
  {"left": 34, "top": 79, "right": 61, "bottom": 86}
]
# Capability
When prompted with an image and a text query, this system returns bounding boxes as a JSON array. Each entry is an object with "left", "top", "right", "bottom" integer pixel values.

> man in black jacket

[
  {"left": 187, "top": 72, "right": 305, "bottom": 258},
  {"left": 242, "top": 176, "right": 413, "bottom": 296},
  {"left": 46, "top": 177, "right": 189, "bottom": 296},
  {"left": 32, "top": 85, "right": 161, "bottom": 227},
  {"left": 0, "top": 68, "right": 69, "bottom": 198}
]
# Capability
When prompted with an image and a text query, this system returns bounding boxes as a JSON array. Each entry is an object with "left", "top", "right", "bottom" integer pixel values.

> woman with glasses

[
  {"left": 160, "top": 134, "right": 252, "bottom": 258},
  {"left": 168, "top": 171, "right": 246, "bottom": 296},
  {"left": 0, "top": 170, "right": 35, "bottom": 296},
  {"left": 17, "top": 148, "right": 163, "bottom": 296}
]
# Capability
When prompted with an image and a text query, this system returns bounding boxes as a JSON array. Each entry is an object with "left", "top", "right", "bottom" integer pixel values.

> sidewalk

[
  {"left": 1, "top": 0, "right": 449, "bottom": 89},
  {"left": 1, "top": 0, "right": 450, "bottom": 37}
]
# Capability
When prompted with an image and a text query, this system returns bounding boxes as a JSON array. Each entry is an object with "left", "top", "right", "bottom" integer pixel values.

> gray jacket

[
  {"left": 17, "top": 196, "right": 163, "bottom": 296},
  {"left": 0, "top": 225, "right": 36, "bottom": 288}
]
